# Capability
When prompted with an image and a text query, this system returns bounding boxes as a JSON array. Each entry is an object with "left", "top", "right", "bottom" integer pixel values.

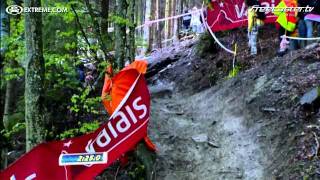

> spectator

[
  {"left": 190, "top": 6, "right": 204, "bottom": 34},
  {"left": 76, "top": 64, "right": 85, "bottom": 83},
  {"left": 274, "top": 0, "right": 298, "bottom": 55},
  {"left": 246, "top": 0, "right": 265, "bottom": 55},
  {"left": 182, "top": 9, "right": 192, "bottom": 31},
  {"left": 304, "top": 0, "right": 320, "bottom": 43},
  {"left": 84, "top": 62, "right": 96, "bottom": 71},
  {"left": 297, "top": 0, "right": 308, "bottom": 48},
  {"left": 85, "top": 71, "right": 95, "bottom": 89}
]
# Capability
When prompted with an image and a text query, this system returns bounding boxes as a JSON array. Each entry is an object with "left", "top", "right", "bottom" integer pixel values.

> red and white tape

[{"left": 135, "top": 9, "right": 204, "bottom": 29}]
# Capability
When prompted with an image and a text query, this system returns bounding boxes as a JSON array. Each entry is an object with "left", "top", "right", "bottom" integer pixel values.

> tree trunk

[
  {"left": 99, "top": 0, "right": 110, "bottom": 49},
  {"left": 155, "top": 0, "right": 162, "bottom": 49},
  {"left": 164, "top": 0, "right": 170, "bottom": 46},
  {"left": 3, "top": 75, "right": 16, "bottom": 129},
  {"left": 158, "top": 0, "right": 166, "bottom": 49},
  {"left": 115, "top": 0, "right": 128, "bottom": 69},
  {"left": 0, "top": 0, "right": 10, "bottom": 169},
  {"left": 100, "top": 0, "right": 111, "bottom": 54},
  {"left": 172, "top": 0, "right": 178, "bottom": 41},
  {"left": 143, "top": 0, "right": 151, "bottom": 54},
  {"left": 147, "top": 0, "right": 156, "bottom": 52},
  {"left": 24, "top": 0, "right": 46, "bottom": 151},
  {"left": 127, "top": 0, "right": 135, "bottom": 62},
  {"left": 160, "top": 0, "right": 166, "bottom": 47},
  {"left": 84, "top": 0, "right": 109, "bottom": 60},
  {"left": 177, "top": 0, "right": 184, "bottom": 38},
  {"left": 0, "top": 0, "right": 9, "bottom": 119},
  {"left": 168, "top": 0, "right": 173, "bottom": 40},
  {"left": 135, "top": 0, "right": 143, "bottom": 38}
]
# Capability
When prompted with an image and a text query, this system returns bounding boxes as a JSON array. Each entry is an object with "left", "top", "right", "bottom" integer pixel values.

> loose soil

[{"left": 147, "top": 27, "right": 320, "bottom": 179}]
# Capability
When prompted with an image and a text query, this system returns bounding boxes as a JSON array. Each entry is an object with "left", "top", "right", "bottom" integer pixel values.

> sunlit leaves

[
  {"left": 70, "top": 87, "right": 101, "bottom": 114},
  {"left": 57, "top": 30, "right": 76, "bottom": 38},
  {"left": 1, "top": 122, "right": 26, "bottom": 139},
  {"left": 2, "top": 12, "right": 26, "bottom": 81},
  {"left": 64, "top": 42, "right": 77, "bottom": 50},
  {"left": 110, "top": 15, "right": 131, "bottom": 26},
  {"left": 4, "top": 66, "right": 24, "bottom": 81},
  {"left": 228, "top": 65, "right": 241, "bottom": 78},
  {"left": 58, "top": 121, "right": 99, "bottom": 140}
]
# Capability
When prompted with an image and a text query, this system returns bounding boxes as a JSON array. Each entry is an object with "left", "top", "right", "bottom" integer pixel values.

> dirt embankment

[{"left": 147, "top": 30, "right": 320, "bottom": 179}]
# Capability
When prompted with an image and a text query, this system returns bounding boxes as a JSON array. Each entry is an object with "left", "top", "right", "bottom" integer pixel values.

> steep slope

[{"left": 148, "top": 37, "right": 320, "bottom": 179}]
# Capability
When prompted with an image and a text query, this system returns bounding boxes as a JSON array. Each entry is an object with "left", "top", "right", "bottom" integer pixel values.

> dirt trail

[
  {"left": 148, "top": 79, "right": 268, "bottom": 180},
  {"left": 146, "top": 35, "right": 320, "bottom": 179}
]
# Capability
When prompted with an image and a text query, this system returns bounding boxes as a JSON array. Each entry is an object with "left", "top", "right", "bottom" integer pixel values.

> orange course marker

[{"left": 101, "top": 60, "right": 157, "bottom": 152}]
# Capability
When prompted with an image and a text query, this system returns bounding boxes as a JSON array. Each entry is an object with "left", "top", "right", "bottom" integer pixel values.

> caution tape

[
  {"left": 136, "top": 4, "right": 236, "bottom": 55},
  {"left": 281, "top": 35, "right": 320, "bottom": 41},
  {"left": 135, "top": 9, "right": 204, "bottom": 29},
  {"left": 200, "top": 3, "right": 236, "bottom": 55}
]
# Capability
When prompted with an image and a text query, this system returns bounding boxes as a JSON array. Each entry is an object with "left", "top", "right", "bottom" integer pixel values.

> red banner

[
  {"left": 207, "top": 0, "right": 280, "bottom": 32},
  {"left": 0, "top": 69, "right": 150, "bottom": 180}
]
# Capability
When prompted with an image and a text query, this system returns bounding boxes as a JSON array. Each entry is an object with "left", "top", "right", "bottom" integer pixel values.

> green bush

[
  {"left": 58, "top": 121, "right": 99, "bottom": 140},
  {"left": 228, "top": 65, "right": 241, "bottom": 78}
]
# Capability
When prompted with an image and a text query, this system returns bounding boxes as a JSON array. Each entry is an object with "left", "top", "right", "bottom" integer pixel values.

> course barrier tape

[
  {"left": 135, "top": 9, "right": 204, "bottom": 29},
  {"left": 201, "top": 4, "right": 236, "bottom": 55},
  {"left": 281, "top": 35, "right": 320, "bottom": 41},
  {"left": 135, "top": 4, "right": 237, "bottom": 55}
]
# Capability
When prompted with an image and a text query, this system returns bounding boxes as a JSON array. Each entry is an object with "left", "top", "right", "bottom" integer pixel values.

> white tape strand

[
  {"left": 281, "top": 35, "right": 320, "bottom": 41},
  {"left": 136, "top": 4, "right": 235, "bottom": 55},
  {"left": 200, "top": 4, "right": 235, "bottom": 55},
  {"left": 135, "top": 9, "right": 204, "bottom": 29}
]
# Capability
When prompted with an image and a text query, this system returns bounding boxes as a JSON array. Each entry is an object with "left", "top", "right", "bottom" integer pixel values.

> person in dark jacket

[
  {"left": 182, "top": 9, "right": 192, "bottom": 30},
  {"left": 304, "top": 0, "right": 320, "bottom": 40},
  {"left": 297, "top": 0, "right": 308, "bottom": 47},
  {"left": 76, "top": 64, "right": 85, "bottom": 82}
]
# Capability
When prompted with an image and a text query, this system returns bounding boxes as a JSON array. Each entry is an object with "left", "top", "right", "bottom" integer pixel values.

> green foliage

[
  {"left": 3, "top": 66, "right": 24, "bottom": 81},
  {"left": 1, "top": 122, "right": 26, "bottom": 139},
  {"left": 135, "top": 36, "right": 148, "bottom": 49},
  {"left": 128, "top": 164, "right": 145, "bottom": 180},
  {"left": 2, "top": 0, "right": 116, "bottom": 150},
  {"left": 110, "top": 15, "right": 131, "bottom": 26},
  {"left": 228, "top": 65, "right": 241, "bottom": 78},
  {"left": 70, "top": 88, "right": 101, "bottom": 114},
  {"left": 5, "top": 112, "right": 25, "bottom": 130},
  {"left": 97, "top": 60, "right": 110, "bottom": 73},
  {"left": 44, "top": 53, "right": 78, "bottom": 89},
  {"left": 58, "top": 121, "right": 99, "bottom": 140},
  {"left": 2, "top": 14, "right": 25, "bottom": 81}
]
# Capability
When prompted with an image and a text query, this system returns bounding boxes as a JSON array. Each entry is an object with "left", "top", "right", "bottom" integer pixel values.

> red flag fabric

[
  {"left": 101, "top": 60, "right": 148, "bottom": 115},
  {"left": 207, "top": 0, "right": 280, "bottom": 32},
  {"left": 0, "top": 69, "right": 150, "bottom": 180}
]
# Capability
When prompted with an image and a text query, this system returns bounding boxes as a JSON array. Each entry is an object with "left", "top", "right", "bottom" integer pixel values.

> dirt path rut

[{"left": 148, "top": 80, "right": 268, "bottom": 180}]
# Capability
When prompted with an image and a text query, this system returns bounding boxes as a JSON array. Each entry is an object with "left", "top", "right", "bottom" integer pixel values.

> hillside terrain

[{"left": 147, "top": 29, "right": 320, "bottom": 179}]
